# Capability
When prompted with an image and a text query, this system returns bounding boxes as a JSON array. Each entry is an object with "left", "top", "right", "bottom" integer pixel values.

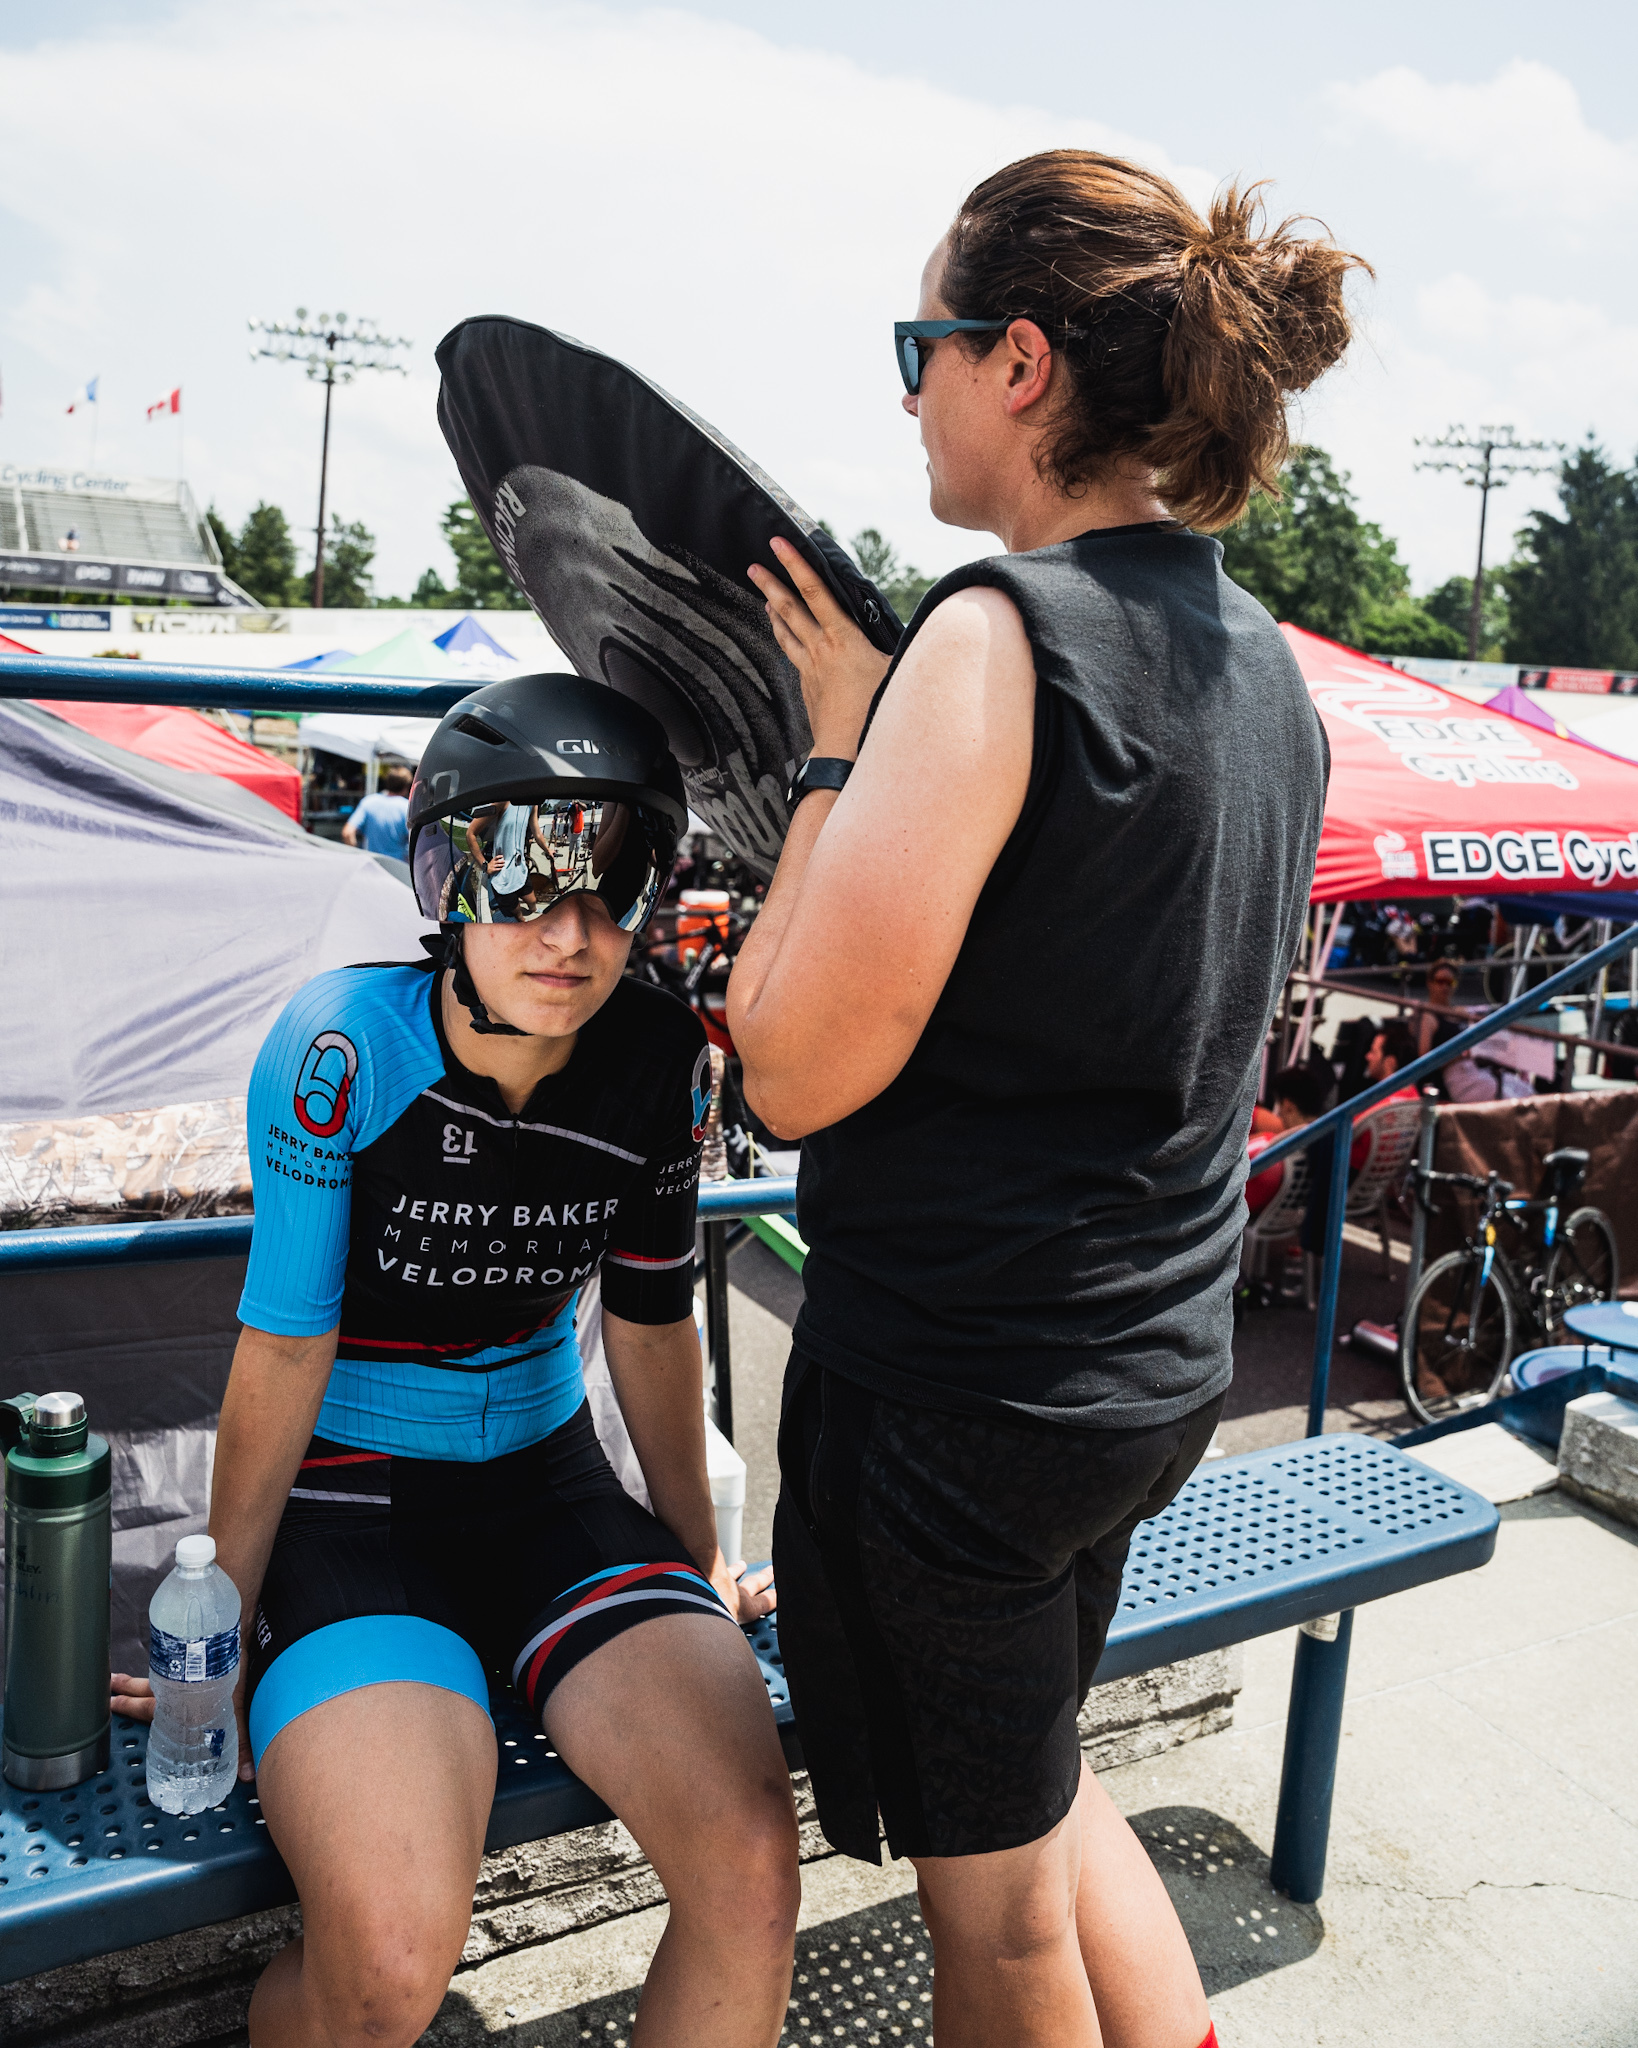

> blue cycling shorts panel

[{"left": 247, "top": 1613, "right": 491, "bottom": 1768}]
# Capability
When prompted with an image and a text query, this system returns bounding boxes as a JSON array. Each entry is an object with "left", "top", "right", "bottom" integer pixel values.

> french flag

[
  {"left": 147, "top": 387, "right": 181, "bottom": 421},
  {"left": 65, "top": 375, "right": 98, "bottom": 415}
]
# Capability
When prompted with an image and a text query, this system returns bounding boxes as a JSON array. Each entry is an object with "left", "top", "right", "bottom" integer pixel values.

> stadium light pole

[
  {"left": 248, "top": 311, "right": 410, "bottom": 608},
  {"left": 1413, "top": 425, "right": 1563, "bottom": 660}
]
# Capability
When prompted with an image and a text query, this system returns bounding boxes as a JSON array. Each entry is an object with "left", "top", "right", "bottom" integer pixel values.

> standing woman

[{"left": 729, "top": 151, "right": 1365, "bottom": 2048}]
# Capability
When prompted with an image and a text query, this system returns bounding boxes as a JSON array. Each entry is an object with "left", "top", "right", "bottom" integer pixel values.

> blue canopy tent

[{"left": 434, "top": 613, "right": 516, "bottom": 660}]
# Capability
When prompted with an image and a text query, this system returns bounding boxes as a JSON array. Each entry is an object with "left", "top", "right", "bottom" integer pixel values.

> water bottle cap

[
  {"left": 175, "top": 1534, "right": 216, "bottom": 1570},
  {"left": 35, "top": 1392, "right": 85, "bottom": 1428}
]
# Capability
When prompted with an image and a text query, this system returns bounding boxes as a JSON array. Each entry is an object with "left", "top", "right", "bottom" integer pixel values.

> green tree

[
  {"left": 850, "top": 526, "right": 936, "bottom": 622},
  {"left": 206, "top": 501, "right": 299, "bottom": 606},
  {"left": 437, "top": 498, "right": 528, "bottom": 609},
  {"left": 411, "top": 566, "right": 454, "bottom": 606},
  {"left": 1219, "top": 446, "right": 1460, "bottom": 657},
  {"left": 1423, "top": 573, "right": 1509, "bottom": 663},
  {"left": 303, "top": 515, "right": 376, "bottom": 609},
  {"left": 1501, "top": 442, "right": 1638, "bottom": 667},
  {"left": 205, "top": 505, "right": 238, "bottom": 578},
  {"left": 236, "top": 503, "right": 300, "bottom": 607}
]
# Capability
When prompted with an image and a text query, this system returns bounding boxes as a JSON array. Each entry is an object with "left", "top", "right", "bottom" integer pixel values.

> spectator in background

[
  {"left": 1417, "top": 959, "right": 1463, "bottom": 1060},
  {"left": 343, "top": 763, "right": 413, "bottom": 860},
  {"left": 1364, "top": 1019, "right": 1420, "bottom": 1094},
  {"left": 1252, "top": 1063, "right": 1330, "bottom": 1135},
  {"left": 1247, "top": 1065, "right": 1330, "bottom": 1216}
]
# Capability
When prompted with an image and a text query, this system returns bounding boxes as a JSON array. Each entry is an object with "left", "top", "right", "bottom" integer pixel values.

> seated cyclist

[{"left": 113, "top": 676, "right": 799, "bottom": 2048}]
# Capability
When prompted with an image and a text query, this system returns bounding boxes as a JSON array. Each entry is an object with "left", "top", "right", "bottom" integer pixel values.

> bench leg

[{"left": 1269, "top": 1610, "right": 1354, "bottom": 1904}]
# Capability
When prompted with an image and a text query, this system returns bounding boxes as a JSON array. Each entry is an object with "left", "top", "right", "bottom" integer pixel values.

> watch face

[{"left": 436, "top": 317, "right": 902, "bottom": 879}]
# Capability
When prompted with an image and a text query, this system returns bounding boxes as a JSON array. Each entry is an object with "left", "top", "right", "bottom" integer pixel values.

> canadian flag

[{"left": 147, "top": 387, "right": 181, "bottom": 420}]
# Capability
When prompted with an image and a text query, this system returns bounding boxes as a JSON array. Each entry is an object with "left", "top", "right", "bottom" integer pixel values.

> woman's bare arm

[
  {"left": 600, "top": 1307, "right": 774, "bottom": 1624},
  {"left": 730, "top": 548, "right": 1036, "bottom": 1138},
  {"left": 111, "top": 1324, "right": 337, "bottom": 1777}
]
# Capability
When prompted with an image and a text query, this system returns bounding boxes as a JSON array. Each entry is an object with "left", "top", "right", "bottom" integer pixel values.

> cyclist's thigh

[
  {"left": 257, "top": 1680, "right": 495, "bottom": 1965},
  {"left": 543, "top": 1611, "right": 793, "bottom": 1873}
]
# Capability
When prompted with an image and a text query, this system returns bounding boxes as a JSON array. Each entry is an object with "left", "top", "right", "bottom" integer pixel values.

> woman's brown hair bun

[{"left": 942, "top": 150, "right": 1371, "bottom": 530}]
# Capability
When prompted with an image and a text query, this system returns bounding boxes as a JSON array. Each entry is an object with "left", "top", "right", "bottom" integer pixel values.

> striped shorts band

[{"left": 512, "top": 1561, "right": 732, "bottom": 1712}]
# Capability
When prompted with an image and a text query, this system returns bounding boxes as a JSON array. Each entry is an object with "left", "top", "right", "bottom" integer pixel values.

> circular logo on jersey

[
  {"left": 690, "top": 1043, "right": 712, "bottom": 1144},
  {"left": 294, "top": 1031, "right": 358, "bottom": 1138}
]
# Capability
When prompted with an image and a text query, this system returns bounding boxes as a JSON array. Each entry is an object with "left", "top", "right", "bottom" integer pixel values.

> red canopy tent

[
  {"left": 1284, "top": 626, "right": 1638, "bottom": 905},
  {"left": 33, "top": 698, "right": 303, "bottom": 824}
]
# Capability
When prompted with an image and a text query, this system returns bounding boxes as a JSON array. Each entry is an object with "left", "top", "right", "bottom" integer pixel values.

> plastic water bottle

[{"left": 146, "top": 1534, "right": 241, "bottom": 1814}]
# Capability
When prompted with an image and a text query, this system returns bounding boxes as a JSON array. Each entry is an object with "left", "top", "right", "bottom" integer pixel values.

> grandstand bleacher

[{"left": 0, "top": 466, "right": 256, "bottom": 607}]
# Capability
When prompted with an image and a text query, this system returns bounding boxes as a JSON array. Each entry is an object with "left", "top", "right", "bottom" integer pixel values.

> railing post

[
  {"left": 699, "top": 1045, "right": 734, "bottom": 1443},
  {"left": 1403, "top": 1089, "right": 1438, "bottom": 1315},
  {"left": 704, "top": 1220, "right": 733, "bottom": 1443},
  {"left": 1307, "top": 1115, "right": 1354, "bottom": 1438}
]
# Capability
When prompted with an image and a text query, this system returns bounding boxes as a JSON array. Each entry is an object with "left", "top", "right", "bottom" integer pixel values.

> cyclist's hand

[
  {"left": 749, "top": 537, "right": 890, "bottom": 760},
  {"left": 110, "top": 1672, "right": 155, "bottom": 1724},
  {"left": 715, "top": 1556, "right": 776, "bottom": 1626}
]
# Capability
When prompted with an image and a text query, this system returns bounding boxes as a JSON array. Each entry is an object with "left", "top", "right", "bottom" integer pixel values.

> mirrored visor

[{"left": 411, "top": 798, "right": 670, "bottom": 932}]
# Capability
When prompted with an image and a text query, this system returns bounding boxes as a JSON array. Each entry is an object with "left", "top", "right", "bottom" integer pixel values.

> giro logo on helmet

[
  {"left": 556, "top": 739, "right": 600, "bottom": 755},
  {"left": 690, "top": 1044, "right": 712, "bottom": 1143},
  {"left": 294, "top": 1031, "right": 359, "bottom": 1139}
]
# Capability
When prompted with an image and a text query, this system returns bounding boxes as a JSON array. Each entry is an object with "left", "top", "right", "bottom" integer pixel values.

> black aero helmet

[{"left": 409, "top": 673, "right": 687, "bottom": 936}]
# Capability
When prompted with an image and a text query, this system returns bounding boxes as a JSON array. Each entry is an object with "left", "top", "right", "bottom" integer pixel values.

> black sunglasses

[
  {"left": 893, "top": 317, "right": 1090, "bottom": 395},
  {"left": 893, "top": 319, "right": 1007, "bottom": 395}
]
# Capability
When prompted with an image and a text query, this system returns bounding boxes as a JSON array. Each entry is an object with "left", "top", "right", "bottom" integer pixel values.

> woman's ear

[{"left": 1000, "top": 319, "right": 1056, "bottom": 418}]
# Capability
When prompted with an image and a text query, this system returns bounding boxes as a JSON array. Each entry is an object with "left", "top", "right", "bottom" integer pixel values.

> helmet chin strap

[{"left": 422, "top": 929, "right": 530, "bottom": 1037}]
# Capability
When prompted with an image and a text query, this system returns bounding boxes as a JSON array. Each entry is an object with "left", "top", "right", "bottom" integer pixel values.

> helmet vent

[{"left": 453, "top": 714, "right": 508, "bottom": 746}]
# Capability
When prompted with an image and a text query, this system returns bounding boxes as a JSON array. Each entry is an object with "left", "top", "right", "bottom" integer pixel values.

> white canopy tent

[{"left": 299, "top": 712, "right": 442, "bottom": 790}]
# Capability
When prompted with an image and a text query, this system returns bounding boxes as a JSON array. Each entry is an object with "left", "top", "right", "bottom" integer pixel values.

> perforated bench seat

[{"left": 0, "top": 1437, "right": 1496, "bottom": 1982}]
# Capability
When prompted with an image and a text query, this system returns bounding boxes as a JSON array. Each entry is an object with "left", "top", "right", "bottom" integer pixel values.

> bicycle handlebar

[{"left": 1411, "top": 1166, "right": 1515, "bottom": 1202}]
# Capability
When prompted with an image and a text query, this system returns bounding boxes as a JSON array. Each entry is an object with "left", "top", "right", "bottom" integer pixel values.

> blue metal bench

[{"left": 0, "top": 1434, "right": 1495, "bottom": 1985}]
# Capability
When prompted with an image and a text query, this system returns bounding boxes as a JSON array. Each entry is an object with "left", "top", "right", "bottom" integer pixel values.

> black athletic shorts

[
  {"left": 773, "top": 1354, "right": 1224, "bottom": 1861},
  {"left": 245, "top": 1402, "right": 732, "bottom": 1766}
]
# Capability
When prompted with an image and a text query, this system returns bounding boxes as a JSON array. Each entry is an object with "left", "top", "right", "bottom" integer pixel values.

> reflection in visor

[{"left": 413, "top": 798, "right": 662, "bottom": 932}]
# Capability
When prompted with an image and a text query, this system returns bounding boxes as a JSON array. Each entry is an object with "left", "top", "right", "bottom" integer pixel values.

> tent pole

[
  {"left": 1293, "top": 903, "right": 1340, "bottom": 1061},
  {"left": 1590, "top": 920, "right": 1612, "bottom": 1075},
  {"left": 1510, "top": 926, "right": 1536, "bottom": 1003}
]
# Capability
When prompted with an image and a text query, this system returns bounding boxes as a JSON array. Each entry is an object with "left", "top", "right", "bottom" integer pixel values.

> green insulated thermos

[{"left": 2, "top": 1393, "right": 113, "bottom": 1789}]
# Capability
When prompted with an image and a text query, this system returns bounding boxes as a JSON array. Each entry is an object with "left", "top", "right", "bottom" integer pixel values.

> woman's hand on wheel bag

[{"left": 749, "top": 537, "right": 891, "bottom": 759}]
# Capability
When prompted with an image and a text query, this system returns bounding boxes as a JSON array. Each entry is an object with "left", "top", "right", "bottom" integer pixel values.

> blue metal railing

[
  {"left": 1253, "top": 922, "right": 1638, "bottom": 1434},
  {"left": 0, "top": 1178, "right": 799, "bottom": 1273},
  {"left": 4, "top": 651, "right": 1636, "bottom": 1437},
  {"left": 0, "top": 652, "right": 471, "bottom": 719}
]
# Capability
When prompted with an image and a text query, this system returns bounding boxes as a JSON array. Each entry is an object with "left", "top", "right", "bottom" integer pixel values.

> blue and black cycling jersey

[{"left": 239, "top": 960, "right": 712, "bottom": 1462}]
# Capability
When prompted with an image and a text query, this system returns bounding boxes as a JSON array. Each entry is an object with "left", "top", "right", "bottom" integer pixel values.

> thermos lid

[
  {"left": 176, "top": 1534, "right": 217, "bottom": 1570},
  {"left": 35, "top": 1392, "right": 85, "bottom": 1428}
]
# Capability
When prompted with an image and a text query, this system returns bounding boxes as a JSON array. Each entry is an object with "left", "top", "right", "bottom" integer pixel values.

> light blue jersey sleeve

[{"left": 239, "top": 967, "right": 443, "bottom": 1338}]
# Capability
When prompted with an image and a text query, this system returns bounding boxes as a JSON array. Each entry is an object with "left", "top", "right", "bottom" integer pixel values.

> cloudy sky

[{"left": 2, "top": 0, "right": 1632, "bottom": 600}]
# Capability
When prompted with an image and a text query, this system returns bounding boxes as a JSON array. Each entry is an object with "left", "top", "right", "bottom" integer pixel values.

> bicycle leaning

[{"left": 1399, "top": 1146, "right": 1619, "bottom": 1426}]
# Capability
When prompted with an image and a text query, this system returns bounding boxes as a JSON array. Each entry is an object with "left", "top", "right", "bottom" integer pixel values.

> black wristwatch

[{"left": 787, "top": 756, "right": 853, "bottom": 808}]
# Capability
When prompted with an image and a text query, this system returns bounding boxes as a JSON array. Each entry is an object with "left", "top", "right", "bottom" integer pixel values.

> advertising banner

[
  {"left": 0, "top": 552, "right": 252, "bottom": 607},
  {"left": 1286, "top": 626, "right": 1638, "bottom": 903}
]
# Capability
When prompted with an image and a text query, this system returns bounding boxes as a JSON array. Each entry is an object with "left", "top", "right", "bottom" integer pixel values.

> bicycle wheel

[
  {"left": 1400, "top": 1250, "right": 1516, "bottom": 1426},
  {"left": 1542, "top": 1207, "right": 1620, "bottom": 1342}
]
